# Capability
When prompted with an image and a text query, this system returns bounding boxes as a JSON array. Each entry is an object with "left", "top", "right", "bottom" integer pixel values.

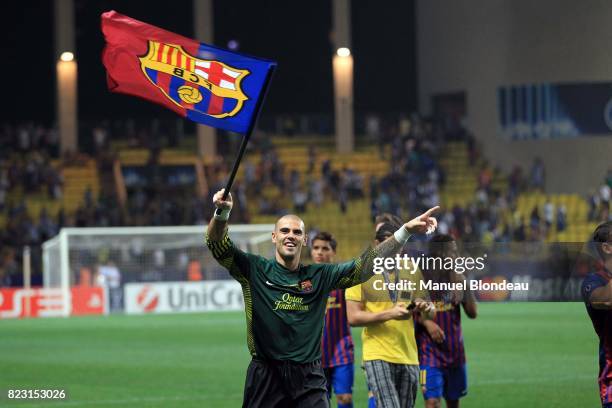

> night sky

[{"left": 1, "top": 1, "right": 416, "bottom": 125}]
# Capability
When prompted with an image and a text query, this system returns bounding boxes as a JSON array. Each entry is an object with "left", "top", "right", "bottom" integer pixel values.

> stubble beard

[{"left": 277, "top": 243, "right": 300, "bottom": 262}]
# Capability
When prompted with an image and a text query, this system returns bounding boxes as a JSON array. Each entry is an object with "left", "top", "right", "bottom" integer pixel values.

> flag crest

[
  {"left": 101, "top": 10, "right": 275, "bottom": 134},
  {"left": 139, "top": 41, "right": 249, "bottom": 118}
]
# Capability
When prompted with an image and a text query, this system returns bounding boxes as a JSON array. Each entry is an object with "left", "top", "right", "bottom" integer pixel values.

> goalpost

[{"left": 42, "top": 225, "right": 274, "bottom": 316}]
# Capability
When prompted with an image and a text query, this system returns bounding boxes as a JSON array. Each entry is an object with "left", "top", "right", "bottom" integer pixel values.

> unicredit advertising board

[{"left": 124, "top": 281, "right": 244, "bottom": 315}]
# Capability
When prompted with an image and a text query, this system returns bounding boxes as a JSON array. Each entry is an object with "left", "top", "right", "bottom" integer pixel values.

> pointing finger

[{"left": 423, "top": 206, "right": 440, "bottom": 217}]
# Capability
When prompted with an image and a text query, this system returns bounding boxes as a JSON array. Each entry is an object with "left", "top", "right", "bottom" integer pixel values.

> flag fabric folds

[{"left": 101, "top": 10, "right": 276, "bottom": 134}]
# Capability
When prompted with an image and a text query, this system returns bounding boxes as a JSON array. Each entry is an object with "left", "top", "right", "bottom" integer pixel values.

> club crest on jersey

[
  {"left": 139, "top": 41, "right": 250, "bottom": 118},
  {"left": 300, "top": 280, "right": 313, "bottom": 293}
]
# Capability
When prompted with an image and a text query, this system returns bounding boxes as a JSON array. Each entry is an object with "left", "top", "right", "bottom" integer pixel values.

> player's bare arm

[
  {"left": 422, "top": 319, "right": 446, "bottom": 343},
  {"left": 346, "top": 300, "right": 413, "bottom": 326},
  {"left": 347, "top": 298, "right": 435, "bottom": 326},
  {"left": 414, "top": 298, "right": 436, "bottom": 320},
  {"left": 589, "top": 280, "right": 612, "bottom": 309},
  {"left": 462, "top": 287, "right": 478, "bottom": 318}
]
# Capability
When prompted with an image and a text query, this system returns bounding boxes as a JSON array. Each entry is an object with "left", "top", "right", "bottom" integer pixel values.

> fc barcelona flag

[{"left": 101, "top": 10, "right": 276, "bottom": 134}]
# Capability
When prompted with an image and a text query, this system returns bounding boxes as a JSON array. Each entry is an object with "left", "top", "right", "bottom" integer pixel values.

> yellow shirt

[{"left": 345, "top": 269, "right": 427, "bottom": 365}]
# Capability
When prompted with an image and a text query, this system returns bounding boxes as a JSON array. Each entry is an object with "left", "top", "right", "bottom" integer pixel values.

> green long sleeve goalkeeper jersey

[{"left": 206, "top": 232, "right": 373, "bottom": 363}]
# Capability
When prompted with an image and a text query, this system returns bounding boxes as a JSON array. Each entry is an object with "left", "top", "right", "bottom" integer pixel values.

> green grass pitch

[{"left": 0, "top": 303, "right": 601, "bottom": 407}]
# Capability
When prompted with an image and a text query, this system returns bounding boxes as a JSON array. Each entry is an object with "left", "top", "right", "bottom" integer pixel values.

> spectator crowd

[{"left": 1, "top": 118, "right": 610, "bottom": 287}]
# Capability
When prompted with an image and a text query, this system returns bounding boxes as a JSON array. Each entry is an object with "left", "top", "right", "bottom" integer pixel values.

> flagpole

[{"left": 216, "top": 65, "right": 276, "bottom": 215}]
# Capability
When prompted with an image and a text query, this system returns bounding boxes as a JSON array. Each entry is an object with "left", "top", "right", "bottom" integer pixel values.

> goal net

[{"left": 42, "top": 225, "right": 274, "bottom": 316}]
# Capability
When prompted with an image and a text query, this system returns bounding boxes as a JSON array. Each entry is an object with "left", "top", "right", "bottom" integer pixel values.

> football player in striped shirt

[
  {"left": 312, "top": 232, "right": 355, "bottom": 408},
  {"left": 416, "top": 234, "right": 477, "bottom": 408},
  {"left": 582, "top": 221, "right": 612, "bottom": 408}
]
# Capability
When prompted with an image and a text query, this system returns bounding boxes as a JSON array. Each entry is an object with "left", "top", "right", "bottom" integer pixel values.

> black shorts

[{"left": 242, "top": 358, "right": 329, "bottom": 408}]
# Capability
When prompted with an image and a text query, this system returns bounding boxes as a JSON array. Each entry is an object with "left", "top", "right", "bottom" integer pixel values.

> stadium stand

[{"left": 0, "top": 118, "right": 610, "bottom": 283}]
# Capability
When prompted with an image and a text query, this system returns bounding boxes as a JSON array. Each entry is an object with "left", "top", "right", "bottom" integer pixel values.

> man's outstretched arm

[{"left": 335, "top": 206, "right": 440, "bottom": 289}]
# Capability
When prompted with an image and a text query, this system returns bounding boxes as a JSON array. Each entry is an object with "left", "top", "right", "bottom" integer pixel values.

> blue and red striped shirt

[
  {"left": 416, "top": 301, "right": 466, "bottom": 368},
  {"left": 321, "top": 289, "right": 354, "bottom": 368},
  {"left": 582, "top": 268, "right": 612, "bottom": 405}
]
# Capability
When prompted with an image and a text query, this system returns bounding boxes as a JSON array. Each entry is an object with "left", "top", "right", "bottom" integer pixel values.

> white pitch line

[{"left": 473, "top": 373, "right": 594, "bottom": 386}]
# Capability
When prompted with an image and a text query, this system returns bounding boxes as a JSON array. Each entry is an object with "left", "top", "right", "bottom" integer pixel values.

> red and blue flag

[{"left": 101, "top": 10, "right": 276, "bottom": 134}]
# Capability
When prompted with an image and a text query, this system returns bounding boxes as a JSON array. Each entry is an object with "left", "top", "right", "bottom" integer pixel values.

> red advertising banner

[
  {"left": 0, "top": 287, "right": 107, "bottom": 319},
  {"left": 71, "top": 287, "right": 106, "bottom": 316}
]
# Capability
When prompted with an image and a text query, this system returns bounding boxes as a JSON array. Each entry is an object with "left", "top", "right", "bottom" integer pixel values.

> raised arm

[
  {"left": 205, "top": 189, "right": 255, "bottom": 281},
  {"left": 334, "top": 206, "right": 440, "bottom": 289},
  {"left": 207, "top": 189, "right": 233, "bottom": 242}
]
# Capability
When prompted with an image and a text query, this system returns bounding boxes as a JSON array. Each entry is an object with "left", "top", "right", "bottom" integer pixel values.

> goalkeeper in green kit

[{"left": 206, "top": 189, "right": 439, "bottom": 407}]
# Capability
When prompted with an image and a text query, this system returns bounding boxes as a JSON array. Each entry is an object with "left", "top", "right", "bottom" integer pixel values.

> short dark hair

[
  {"left": 375, "top": 213, "right": 403, "bottom": 229},
  {"left": 312, "top": 231, "right": 337, "bottom": 252},
  {"left": 593, "top": 221, "right": 612, "bottom": 260},
  {"left": 375, "top": 220, "right": 403, "bottom": 243}
]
